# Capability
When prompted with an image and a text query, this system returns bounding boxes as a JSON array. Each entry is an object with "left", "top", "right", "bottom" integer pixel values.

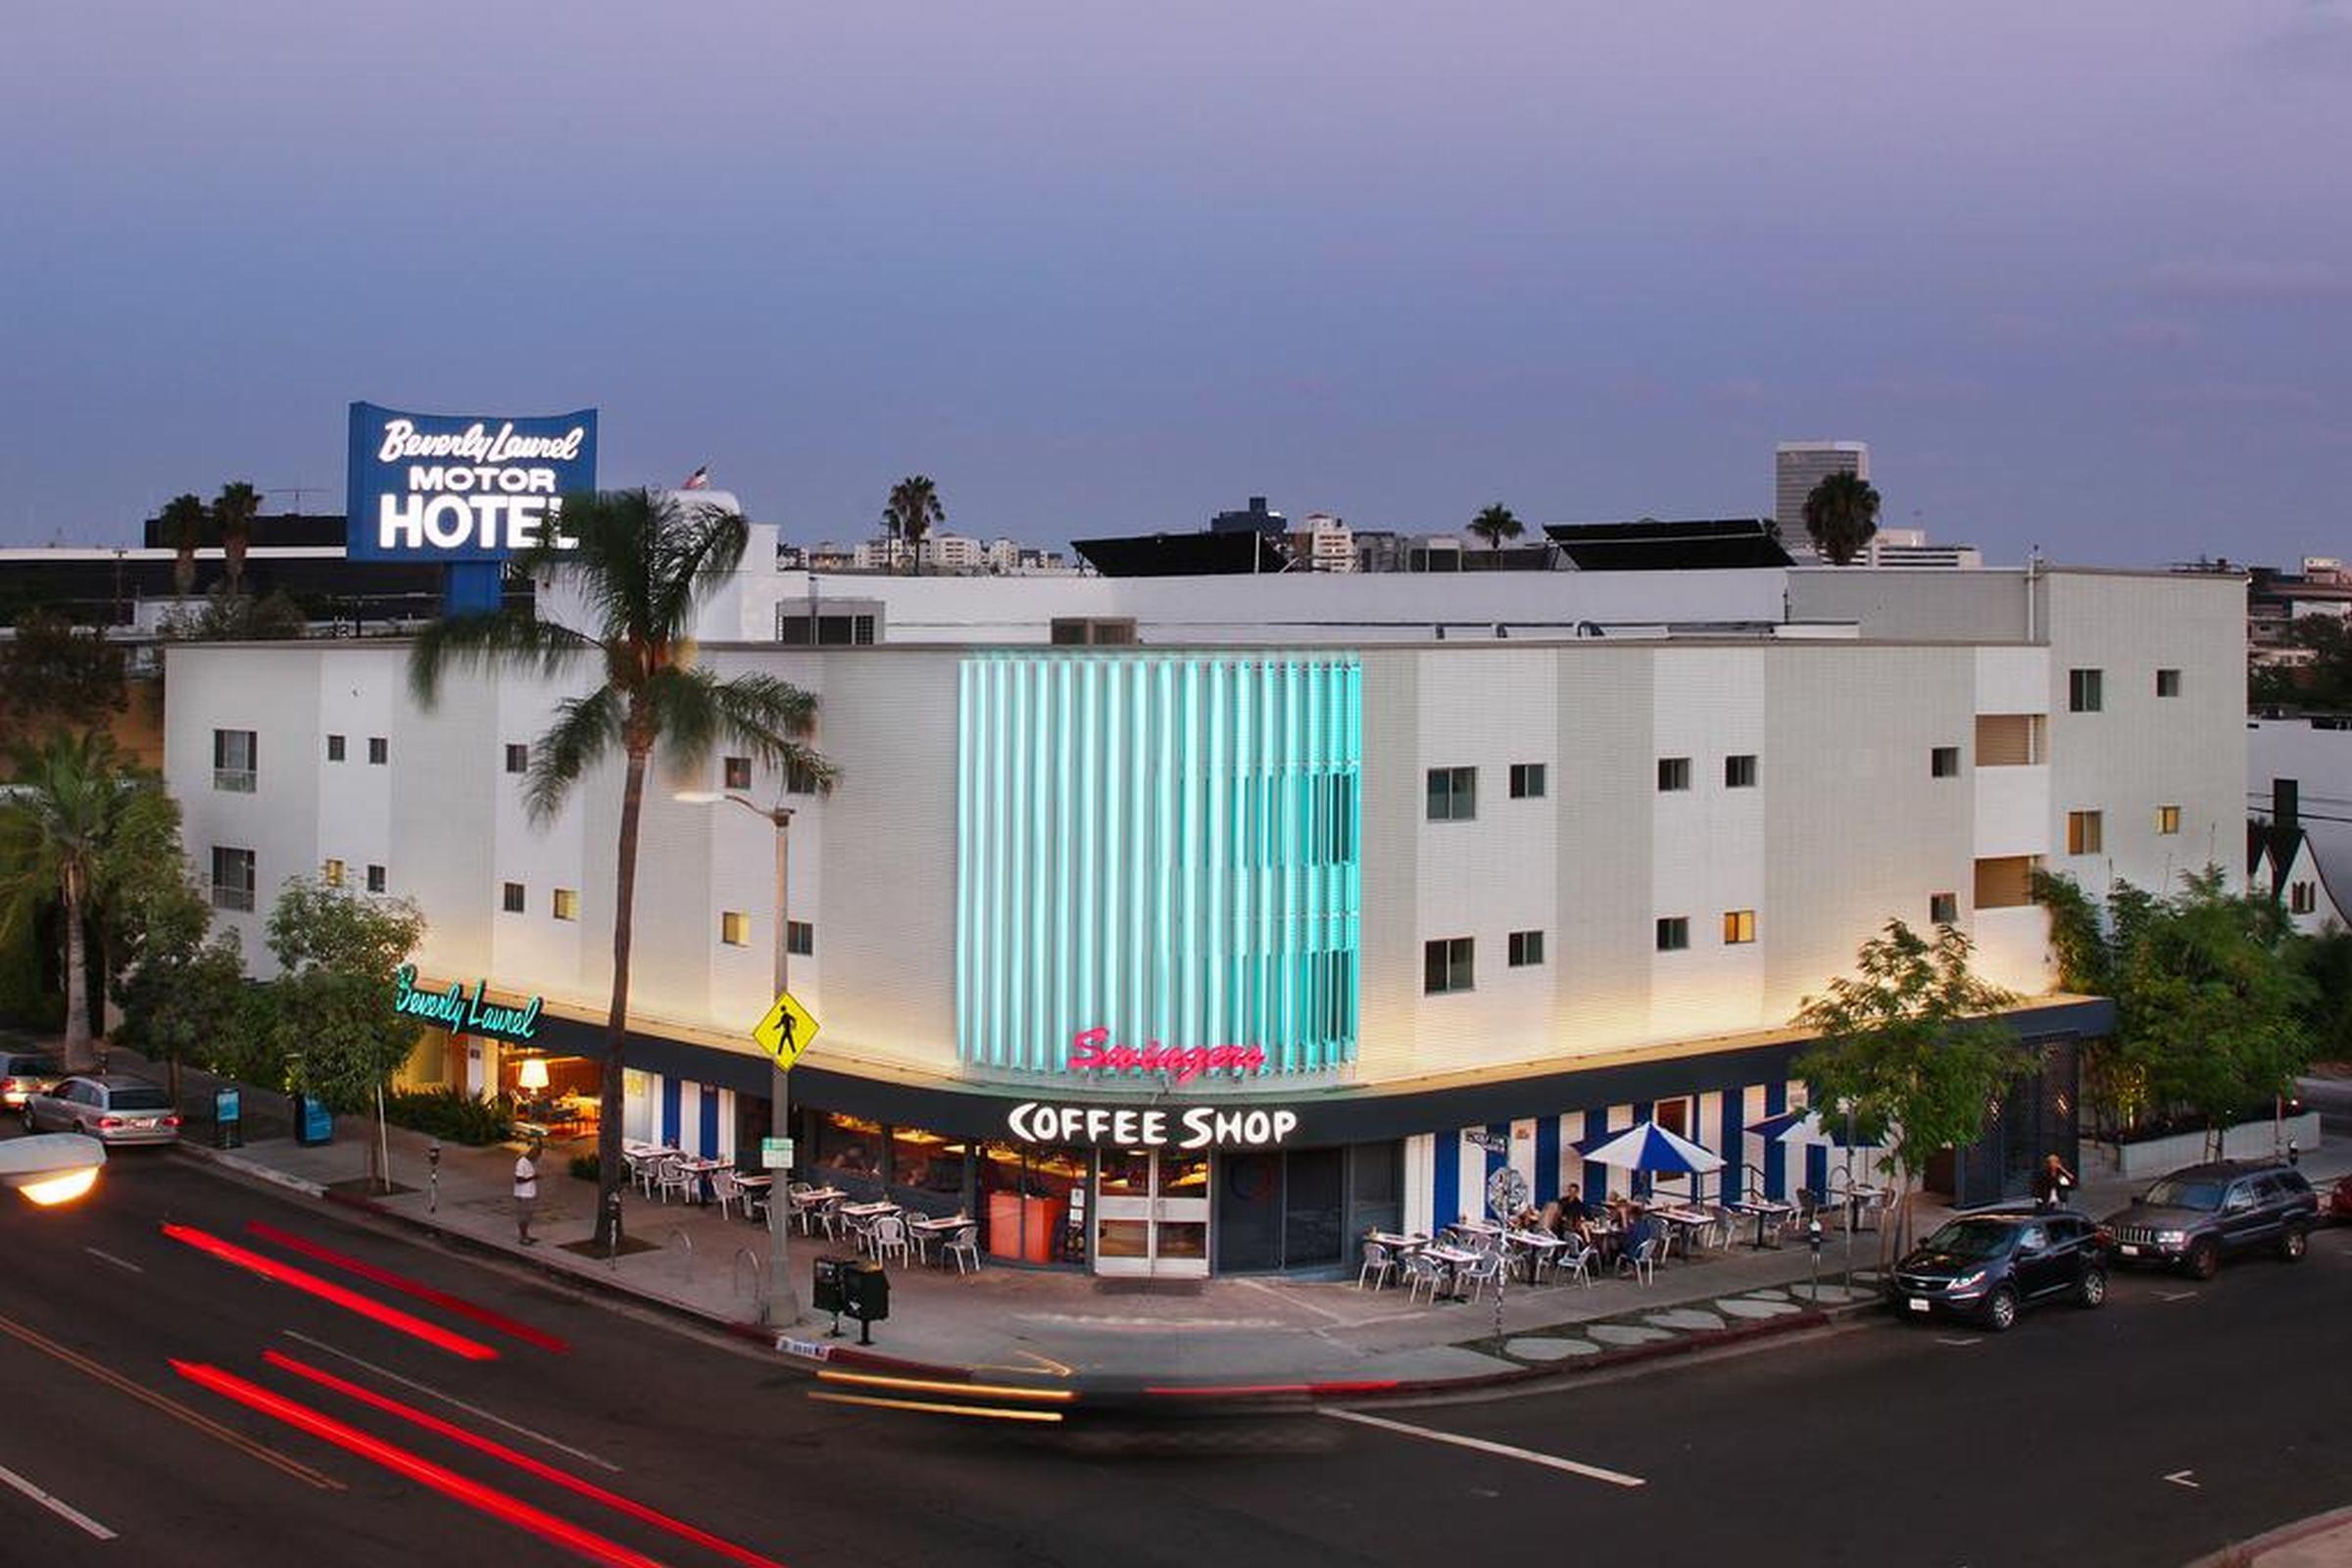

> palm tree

[
  {"left": 882, "top": 475, "right": 946, "bottom": 576},
  {"left": 160, "top": 493, "right": 210, "bottom": 599},
  {"left": 409, "top": 490, "right": 834, "bottom": 1250},
  {"left": 1801, "top": 471, "right": 1882, "bottom": 565},
  {"left": 214, "top": 480, "right": 263, "bottom": 598},
  {"left": 0, "top": 729, "right": 165, "bottom": 1072},
  {"left": 1469, "top": 503, "right": 1524, "bottom": 552}
]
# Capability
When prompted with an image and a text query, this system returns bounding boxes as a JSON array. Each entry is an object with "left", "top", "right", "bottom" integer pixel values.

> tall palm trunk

[
  {"left": 60, "top": 870, "right": 92, "bottom": 1073},
  {"left": 224, "top": 537, "right": 249, "bottom": 598},
  {"left": 173, "top": 550, "right": 196, "bottom": 599},
  {"left": 593, "top": 740, "right": 652, "bottom": 1251}
]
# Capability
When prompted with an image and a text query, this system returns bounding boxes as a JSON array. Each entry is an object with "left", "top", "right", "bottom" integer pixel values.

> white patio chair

[
  {"left": 870, "top": 1215, "right": 910, "bottom": 1267},
  {"left": 945, "top": 1223, "right": 981, "bottom": 1275},
  {"left": 710, "top": 1169, "right": 743, "bottom": 1219},
  {"left": 1555, "top": 1239, "right": 1595, "bottom": 1288},
  {"left": 655, "top": 1155, "right": 696, "bottom": 1205},
  {"left": 1400, "top": 1251, "right": 1444, "bottom": 1305},
  {"left": 625, "top": 1151, "right": 660, "bottom": 1199},
  {"left": 1457, "top": 1249, "right": 1505, "bottom": 1303},
  {"left": 1357, "top": 1241, "right": 1396, "bottom": 1292},
  {"left": 905, "top": 1218, "right": 938, "bottom": 1267},
  {"left": 1618, "top": 1238, "right": 1659, "bottom": 1285}
]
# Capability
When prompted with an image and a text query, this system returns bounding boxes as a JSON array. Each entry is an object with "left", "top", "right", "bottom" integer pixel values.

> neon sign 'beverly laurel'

[
  {"left": 376, "top": 419, "right": 588, "bottom": 466},
  {"left": 1006, "top": 1101, "right": 1300, "bottom": 1151},
  {"left": 1066, "top": 1026, "right": 1266, "bottom": 1085},
  {"left": 391, "top": 965, "right": 543, "bottom": 1046}
]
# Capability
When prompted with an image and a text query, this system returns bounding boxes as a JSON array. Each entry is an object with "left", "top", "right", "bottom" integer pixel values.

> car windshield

[
  {"left": 1920, "top": 1219, "right": 2016, "bottom": 1258},
  {"left": 2143, "top": 1177, "right": 2225, "bottom": 1210},
  {"left": 8, "top": 1057, "right": 60, "bottom": 1076},
  {"left": 105, "top": 1087, "right": 172, "bottom": 1111}
]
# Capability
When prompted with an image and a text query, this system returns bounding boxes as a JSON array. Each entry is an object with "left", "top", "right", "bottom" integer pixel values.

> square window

[
  {"left": 1722, "top": 908, "right": 1756, "bottom": 945},
  {"left": 1507, "top": 929, "right": 1544, "bottom": 966},
  {"left": 786, "top": 760, "right": 824, "bottom": 796},
  {"left": 326, "top": 734, "right": 346, "bottom": 762},
  {"left": 787, "top": 919, "right": 814, "bottom": 957},
  {"left": 1930, "top": 892, "right": 1958, "bottom": 925},
  {"left": 552, "top": 888, "right": 579, "bottom": 921},
  {"left": 1725, "top": 754, "right": 1758, "bottom": 789},
  {"left": 368, "top": 736, "right": 389, "bottom": 765},
  {"left": 2068, "top": 668, "right": 2103, "bottom": 713},
  {"left": 502, "top": 882, "right": 526, "bottom": 914},
  {"left": 1654, "top": 916, "right": 1690, "bottom": 952},
  {"left": 1656, "top": 757, "right": 1691, "bottom": 792},
  {"left": 1426, "top": 766, "right": 1477, "bottom": 822},
  {"left": 1931, "top": 746, "right": 1961, "bottom": 778},
  {"left": 504, "top": 744, "right": 529, "bottom": 774},
  {"left": 720, "top": 910, "right": 751, "bottom": 947},
  {"left": 1508, "top": 762, "right": 1547, "bottom": 800},
  {"left": 2157, "top": 805, "right": 2180, "bottom": 836},
  {"left": 2156, "top": 668, "right": 2181, "bottom": 698},
  {"left": 2066, "top": 810, "right": 2103, "bottom": 856},
  {"left": 1423, "top": 936, "right": 1474, "bottom": 994},
  {"left": 210, "top": 847, "right": 257, "bottom": 912},
  {"left": 321, "top": 858, "right": 345, "bottom": 888},
  {"left": 723, "top": 756, "right": 753, "bottom": 791},
  {"left": 366, "top": 863, "right": 386, "bottom": 894}
]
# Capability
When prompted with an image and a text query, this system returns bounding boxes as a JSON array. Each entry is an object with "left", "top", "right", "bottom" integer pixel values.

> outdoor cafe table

[
  {"left": 838, "top": 1200, "right": 901, "bottom": 1221},
  {"left": 906, "top": 1213, "right": 970, "bottom": 1265},
  {"left": 675, "top": 1155, "right": 728, "bottom": 1203},
  {"left": 1504, "top": 1229, "right": 1562, "bottom": 1280},
  {"left": 1728, "top": 1198, "right": 1793, "bottom": 1250},
  {"left": 1421, "top": 1244, "right": 1481, "bottom": 1301},
  {"left": 1367, "top": 1231, "right": 1428, "bottom": 1252},
  {"left": 1654, "top": 1206, "right": 1714, "bottom": 1259}
]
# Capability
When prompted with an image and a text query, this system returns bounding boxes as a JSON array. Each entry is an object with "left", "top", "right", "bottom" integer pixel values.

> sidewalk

[{"left": 113, "top": 1049, "right": 2349, "bottom": 1396}]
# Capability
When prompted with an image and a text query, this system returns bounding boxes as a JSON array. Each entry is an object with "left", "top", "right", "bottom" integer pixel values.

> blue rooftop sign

[{"left": 346, "top": 401, "right": 597, "bottom": 564}]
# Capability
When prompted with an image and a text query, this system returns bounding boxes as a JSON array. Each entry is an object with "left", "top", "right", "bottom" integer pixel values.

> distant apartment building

[
  {"left": 1775, "top": 441, "right": 1871, "bottom": 534},
  {"left": 1295, "top": 513, "right": 1356, "bottom": 573}
]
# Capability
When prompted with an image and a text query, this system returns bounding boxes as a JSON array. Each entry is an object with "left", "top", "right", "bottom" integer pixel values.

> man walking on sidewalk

[{"left": 514, "top": 1137, "right": 543, "bottom": 1246}]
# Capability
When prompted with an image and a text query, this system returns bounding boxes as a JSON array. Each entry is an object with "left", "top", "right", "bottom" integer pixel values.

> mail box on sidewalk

[{"left": 812, "top": 1254, "right": 889, "bottom": 1328}]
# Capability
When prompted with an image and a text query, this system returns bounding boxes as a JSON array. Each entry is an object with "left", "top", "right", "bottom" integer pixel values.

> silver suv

[{"left": 24, "top": 1076, "right": 182, "bottom": 1146}]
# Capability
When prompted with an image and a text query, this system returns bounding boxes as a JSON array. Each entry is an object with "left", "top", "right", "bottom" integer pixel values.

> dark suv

[
  {"left": 1, "top": 1051, "right": 66, "bottom": 1113},
  {"left": 2102, "top": 1160, "right": 2319, "bottom": 1278},
  {"left": 1887, "top": 1208, "right": 2107, "bottom": 1332}
]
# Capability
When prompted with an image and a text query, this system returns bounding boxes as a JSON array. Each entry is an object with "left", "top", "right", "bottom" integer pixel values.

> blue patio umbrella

[{"left": 1744, "top": 1108, "right": 1886, "bottom": 1148}]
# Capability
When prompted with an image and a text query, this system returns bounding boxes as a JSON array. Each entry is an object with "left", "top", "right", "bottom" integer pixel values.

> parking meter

[
  {"left": 426, "top": 1141, "right": 441, "bottom": 1212},
  {"left": 2287, "top": 1140, "right": 2300, "bottom": 1167},
  {"left": 606, "top": 1188, "right": 625, "bottom": 1259},
  {"left": 1807, "top": 1215, "right": 1824, "bottom": 1304}
]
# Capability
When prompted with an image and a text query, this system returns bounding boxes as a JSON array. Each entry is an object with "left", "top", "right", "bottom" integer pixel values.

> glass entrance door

[{"left": 1094, "top": 1150, "right": 1212, "bottom": 1277}]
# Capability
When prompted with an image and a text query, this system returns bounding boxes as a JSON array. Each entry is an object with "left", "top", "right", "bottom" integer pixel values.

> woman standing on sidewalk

[{"left": 514, "top": 1138, "right": 544, "bottom": 1246}]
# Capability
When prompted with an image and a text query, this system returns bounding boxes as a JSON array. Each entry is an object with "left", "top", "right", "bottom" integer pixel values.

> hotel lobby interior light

[{"left": 516, "top": 1056, "right": 551, "bottom": 1092}]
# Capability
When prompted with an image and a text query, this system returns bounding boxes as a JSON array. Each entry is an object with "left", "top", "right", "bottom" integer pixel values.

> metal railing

[
  {"left": 213, "top": 767, "right": 257, "bottom": 793},
  {"left": 210, "top": 884, "right": 256, "bottom": 912}
]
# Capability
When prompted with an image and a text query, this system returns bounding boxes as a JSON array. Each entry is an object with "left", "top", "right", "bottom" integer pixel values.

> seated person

[
  {"left": 1535, "top": 1199, "right": 1564, "bottom": 1237},
  {"left": 1622, "top": 1202, "right": 1657, "bottom": 1259}
]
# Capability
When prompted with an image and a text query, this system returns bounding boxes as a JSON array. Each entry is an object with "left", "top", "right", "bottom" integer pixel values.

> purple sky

[{"left": 3, "top": 1, "right": 2347, "bottom": 567}]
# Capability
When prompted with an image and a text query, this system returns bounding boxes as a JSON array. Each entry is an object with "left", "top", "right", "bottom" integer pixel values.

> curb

[
  {"left": 167, "top": 1141, "right": 1883, "bottom": 1400},
  {"left": 2185, "top": 1503, "right": 2352, "bottom": 1568}
]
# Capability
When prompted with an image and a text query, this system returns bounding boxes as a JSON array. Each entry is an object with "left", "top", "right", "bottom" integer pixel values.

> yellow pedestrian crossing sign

[{"left": 752, "top": 990, "right": 819, "bottom": 1069}]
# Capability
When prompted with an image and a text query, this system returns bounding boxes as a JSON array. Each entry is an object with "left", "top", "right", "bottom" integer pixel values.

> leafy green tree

[
  {"left": 2034, "top": 866, "right": 2315, "bottom": 1151},
  {"left": 882, "top": 475, "right": 946, "bottom": 576},
  {"left": 1801, "top": 470, "right": 1882, "bottom": 565},
  {"left": 265, "top": 876, "right": 427, "bottom": 1187},
  {"left": 214, "top": 480, "right": 263, "bottom": 599},
  {"left": 0, "top": 730, "right": 172, "bottom": 1069},
  {"left": 408, "top": 489, "right": 834, "bottom": 1248},
  {"left": 0, "top": 612, "right": 127, "bottom": 740},
  {"left": 160, "top": 492, "right": 211, "bottom": 599},
  {"left": 1467, "top": 503, "right": 1524, "bottom": 552},
  {"left": 1795, "top": 919, "right": 2028, "bottom": 1254},
  {"left": 113, "top": 907, "right": 250, "bottom": 1105},
  {"left": 173, "top": 587, "right": 306, "bottom": 642}
]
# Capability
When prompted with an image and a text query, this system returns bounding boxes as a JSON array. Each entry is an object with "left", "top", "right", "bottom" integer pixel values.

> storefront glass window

[
  {"left": 979, "top": 1141, "right": 1086, "bottom": 1265},
  {"left": 887, "top": 1125, "right": 969, "bottom": 1212},
  {"left": 812, "top": 1112, "right": 883, "bottom": 1181}
]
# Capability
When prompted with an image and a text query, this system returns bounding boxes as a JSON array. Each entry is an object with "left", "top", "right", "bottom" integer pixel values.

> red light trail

[
  {"left": 161, "top": 1224, "right": 498, "bottom": 1361},
  {"left": 245, "top": 1219, "right": 569, "bottom": 1352}
]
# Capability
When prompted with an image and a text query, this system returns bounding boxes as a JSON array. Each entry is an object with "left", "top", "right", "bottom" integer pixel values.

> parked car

[
  {"left": 23, "top": 1075, "right": 182, "bottom": 1147},
  {"left": 1, "top": 1051, "right": 66, "bottom": 1112},
  {"left": 2101, "top": 1159, "right": 2319, "bottom": 1278},
  {"left": 2328, "top": 1172, "right": 2352, "bottom": 1225},
  {"left": 1887, "top": 1208, "right": 2107, "bottom": 1331}
]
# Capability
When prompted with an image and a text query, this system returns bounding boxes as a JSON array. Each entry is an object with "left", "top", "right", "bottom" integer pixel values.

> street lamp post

[{"left": 679, "top": 790, "right": 801, "bottom": 1328}]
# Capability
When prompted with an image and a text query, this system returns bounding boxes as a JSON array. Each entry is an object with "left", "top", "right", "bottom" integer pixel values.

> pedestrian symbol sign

[{"left": 752, "top": 990, "right": 819, "bottom": 1069}]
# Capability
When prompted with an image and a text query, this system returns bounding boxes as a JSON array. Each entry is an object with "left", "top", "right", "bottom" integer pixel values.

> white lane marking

[
  {"left": 1936, "top": 1337, "right": 1983, "bottom": 1347},
  {"left": 83, "top": 1248, "right": 144, "bottom": 1274},
  {"left": 1323, "top": 1408, "right": 1646, "bottom": 1488},
  {"left": 0, "top": 1461, "right": 119, "bottom": 1540},
  {"left": 2164, "top": 1470, "right": 2200, "bottom": 1489},
  {"left": 280, "top": 1330, "right": 622, "bottom": 1473},
  {"left": 2157, "top": 1291, "right": 2197, "bottom": 1302}
]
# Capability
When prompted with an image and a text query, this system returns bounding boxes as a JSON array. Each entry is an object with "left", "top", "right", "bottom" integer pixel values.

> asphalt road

[{"left": 2, "top": 1149, "right": 2345, "bottom": 1568}]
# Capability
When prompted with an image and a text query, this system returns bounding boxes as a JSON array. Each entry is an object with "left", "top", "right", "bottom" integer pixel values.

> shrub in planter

[
  {"left": 381, "top": 1086, "right": 514, "bottom": 1146},
  {"left": 569, "top": 1153, "right": 599, "bottom": 1182}
]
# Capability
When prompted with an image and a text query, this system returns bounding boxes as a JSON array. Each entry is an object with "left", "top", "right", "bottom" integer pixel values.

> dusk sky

[{"left": 3, "top": 2, "right": 2347, "bottom": 567}]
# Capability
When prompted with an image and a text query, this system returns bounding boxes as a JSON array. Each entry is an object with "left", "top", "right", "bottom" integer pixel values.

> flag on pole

[{"left": 681, "top": 466, "right": 710, "bottom": 490}]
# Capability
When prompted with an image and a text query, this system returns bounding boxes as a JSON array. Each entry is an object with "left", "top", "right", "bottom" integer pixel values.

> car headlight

[
  {"left": 2155, "top": 1230, "right": 2186, "bottom": 1245},
  {"left": 1949, "top": 1270, "right": 1985, "bottom": 1291}
]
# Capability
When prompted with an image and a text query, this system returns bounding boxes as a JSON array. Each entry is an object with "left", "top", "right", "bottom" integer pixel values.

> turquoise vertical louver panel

[{"left": 955, "top": 651, "right": 1361, "bottom": 1081}]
